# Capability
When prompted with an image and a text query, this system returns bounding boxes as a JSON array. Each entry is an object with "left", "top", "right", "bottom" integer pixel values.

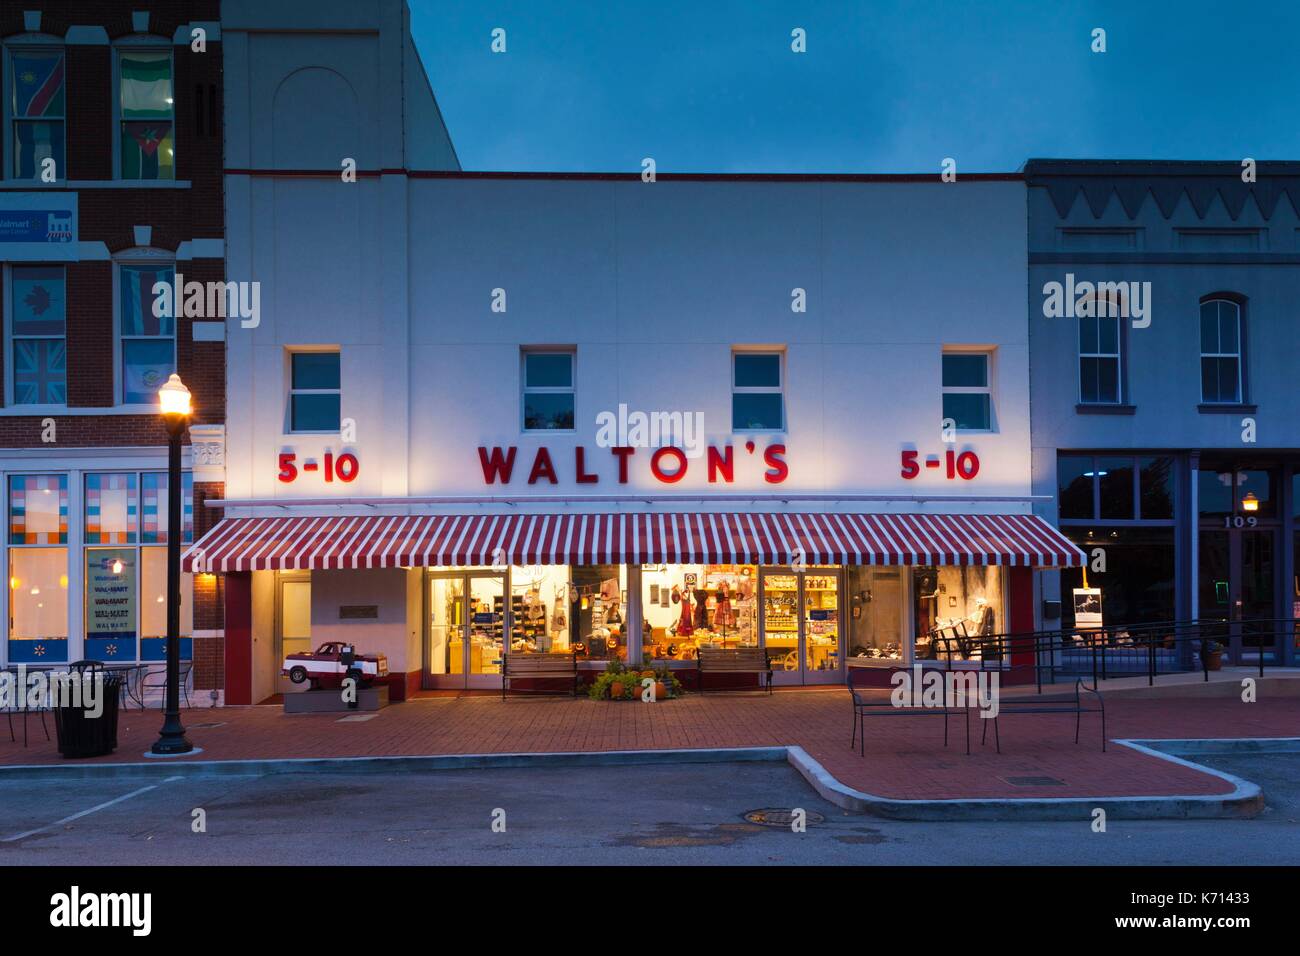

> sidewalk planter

[
  {"left": 590, "top": 663, "right": 682, "bottom": 701},
  {"left": 53, "top": 671, "right": 124, "bottom": 759},
  {"left": 1200, "top": 641, "right": 1224, "bottom": 672}
]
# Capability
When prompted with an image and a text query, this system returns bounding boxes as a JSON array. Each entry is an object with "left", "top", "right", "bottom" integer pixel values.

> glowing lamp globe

[{"left": 158, "top": 373, "right": 192, "bottom": 418}]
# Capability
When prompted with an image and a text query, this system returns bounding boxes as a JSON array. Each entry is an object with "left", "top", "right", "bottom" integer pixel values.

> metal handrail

[{"left": 923, "top": 617, "right": 1293, "bottom": 690}]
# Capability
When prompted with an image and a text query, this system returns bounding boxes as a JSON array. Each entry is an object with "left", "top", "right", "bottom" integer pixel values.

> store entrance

[
  {"left": 274, "top": 575, "right": 312, "bottom": 695},
  {"left": 1199, "top": 528, "right": 1281, "bottom": 664},
  {"left": 760, "top": 567, "right": 843, "bottom": 685},
  {"left": 426, "top": 571, "right": 506, "bottom": 689}
]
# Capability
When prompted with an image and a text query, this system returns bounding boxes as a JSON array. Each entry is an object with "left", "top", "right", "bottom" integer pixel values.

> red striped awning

[{"left": 183, "top": 512, "right": 1084, "bottom": 572}]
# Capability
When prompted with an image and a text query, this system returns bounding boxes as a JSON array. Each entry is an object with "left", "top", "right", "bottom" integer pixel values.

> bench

[
  {"left": 696, "top": 647, "right": 772, "bottom": 694},
  {"left": 848, "top": 666, "right": 970, "bottom": 756},
  {"left": 981, "top": 678, "right": 1106, "bottom": 752},
  {"left": 501, "top": 652, "right": 579, "bottom": 699}
]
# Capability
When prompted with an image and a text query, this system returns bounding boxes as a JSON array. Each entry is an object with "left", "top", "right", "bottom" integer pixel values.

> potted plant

[
  {"left": 589, "top": 659, "right": 682, "bottom": 700},
  {"left": 1199, "top": 639, "right": 1224, "bottom": 671}
]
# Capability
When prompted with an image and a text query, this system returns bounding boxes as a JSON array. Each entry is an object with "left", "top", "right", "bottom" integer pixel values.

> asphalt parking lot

[{"left": 1, "top": 755, "right": 1296, "bottom": 865}]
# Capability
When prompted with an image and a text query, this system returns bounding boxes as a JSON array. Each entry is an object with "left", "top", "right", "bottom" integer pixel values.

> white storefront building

[{"left": 193, "top": 0, "right": 1080, "bottom": 704}]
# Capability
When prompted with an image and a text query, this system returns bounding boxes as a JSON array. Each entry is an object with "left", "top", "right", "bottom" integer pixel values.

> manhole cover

[
  {"left": 1002, "top": 775, "right": 1065, "bottom": 787},
  {"left": 742, "top": 808, "right": 825, "bottom": 828},
  {"left": 189, "top": 721, "right": 226, "bottom": 729}
]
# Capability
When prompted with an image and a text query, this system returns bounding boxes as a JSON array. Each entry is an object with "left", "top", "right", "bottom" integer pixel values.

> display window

[
  {"left": 505, "top": 564, "right": 626, "bottom": 660},
  {"left": 846, "top": 566, "right": 904, "bottom": 662},
  {"left": 8, "top": 546, "right": 69, "bottom": 662},
  {"left": 641, "top": 564, "right": 759, "bottom": 662},
  {"left": 911, "top": 565, "right": 1004, "bottom": 663}
]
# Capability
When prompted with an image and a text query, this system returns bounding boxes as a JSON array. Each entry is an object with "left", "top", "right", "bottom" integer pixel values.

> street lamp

[{"left": 151, "top": 373, "right": 194, "bottom": 755}]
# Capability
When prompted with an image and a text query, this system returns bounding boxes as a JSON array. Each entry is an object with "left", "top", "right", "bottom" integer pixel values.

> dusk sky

[{"left": 409, "top": 0, "right": 1300, "bottom": 173}]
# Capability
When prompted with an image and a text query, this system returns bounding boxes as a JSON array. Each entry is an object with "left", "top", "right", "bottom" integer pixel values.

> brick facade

[{"left": 0, "top": 2, "right": 227, "bottom": 675}]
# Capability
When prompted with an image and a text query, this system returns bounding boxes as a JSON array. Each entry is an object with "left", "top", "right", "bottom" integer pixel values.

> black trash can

[{"left": 53, "top": 662, "right": 123, "bottom": 759}]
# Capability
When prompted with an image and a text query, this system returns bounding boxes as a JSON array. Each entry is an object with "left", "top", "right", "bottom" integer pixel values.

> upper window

[
  {"left": 119, "top": 262, "right": 176, "bottom": 404},
  {"left": 1199, "top": 299, "right": 1242, "bottom": 404},
  {"left": 9, "top": 265, "right": 66, "bottom": 405},
  {"left": 941, "top": 351, "right": 992, "bottom": 431},
  {"left": 118, "top": 49, "right": 174, "bottom": 180},
  {"left": 522, "top": 350, "right": 575, "bottom": 431},
  {"left": 1079, "top": 313, "right": 1121, "bottom": 404},
  {"left": 11, "top": 49, "right": 65, "bottom": 180},
  {"left": 289, "top": 351, "right": 341, "bottom": 432},
  {"left": 732, "top": 351, "right": 784, "bottom": 431}
]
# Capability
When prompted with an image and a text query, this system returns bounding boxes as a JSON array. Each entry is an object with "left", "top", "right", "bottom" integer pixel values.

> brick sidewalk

[{"left": 4, "top": 690, "right": 1296, "bottom": 801}]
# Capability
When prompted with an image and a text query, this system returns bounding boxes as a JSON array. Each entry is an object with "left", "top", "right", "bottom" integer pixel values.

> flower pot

[{"left": 1201, "top": 650, "right": 1223, "bottom": 672}]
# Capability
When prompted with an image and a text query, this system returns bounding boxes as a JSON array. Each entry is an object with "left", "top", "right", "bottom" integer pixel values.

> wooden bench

[
  {"left": 695, "top": 647, "right": 772, "bottom": 694},
  {"left": 501, "top": 652, "right": 579, "bottom": 699},
  {"left": 981, "top": 678, "right": 1106, "bottom": 752}
]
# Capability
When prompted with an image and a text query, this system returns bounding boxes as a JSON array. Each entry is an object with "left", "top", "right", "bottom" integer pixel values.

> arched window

[
  {"left": 1199, "top": 297, "right": 1244, "bottom": 404},
  {"left": 5, "top": 37, "right": 66, "bottom": 181},
  {"left": 1078, "top": 288, "right": 1124, "bottom": 405}
]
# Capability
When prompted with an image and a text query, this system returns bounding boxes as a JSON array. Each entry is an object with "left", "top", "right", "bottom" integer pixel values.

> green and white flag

[{"left": 120, "top": 51, "right": 172, "bottom": 118}]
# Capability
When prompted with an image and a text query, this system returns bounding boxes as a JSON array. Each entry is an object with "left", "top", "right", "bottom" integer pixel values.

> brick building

[{"left": 0, "top": 2, "right": 226, "bottom": 695}]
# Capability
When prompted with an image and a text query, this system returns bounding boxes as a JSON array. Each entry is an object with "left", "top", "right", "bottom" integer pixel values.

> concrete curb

[
  {"left": 785, "top": 741, "right": 1265, "bottom": 821},
  {"left": 0, "top": 746, "right": 789, "bottom": 781},
  {"left": 0, "top": 738, "right": 1281, "bottom": 821}
]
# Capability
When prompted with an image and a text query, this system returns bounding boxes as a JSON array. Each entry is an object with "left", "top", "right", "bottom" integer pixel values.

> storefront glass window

[
  {"left": 1057, "top": 455, "right": 1094, "bottom": 519},
  {"left": 1063, "top": 528, "right": 1176, "bottom": 627},
  {"left": 1096, "top": 456, "right": 1135, "bottom": 520},
  {"left": 140, "top": 471, "right": 194, "bottom": 543},
  {"left": 1138, "top": 456, "right": 1175, "bottom": 519},
  {"left": 9, "top": 473, "right": 68, "bottom": 544},
  {"left": 496, "top": 564, "right": 628, "bottom": 660},
  {"left": 84, "top": 472, "right": 138, "bottom": 543},
  {"left": 140, "top": 547, "right": 193, "bottom": 656},
  {"left": 1199, "top": 466, "right": 1277, "bottom": 519},
  {"left": 642, "top": 564, "right": 758, "bottom": 661},
  {"left": 846, "top": 566, "right": 903, "bottom": 662},
  {"left": 8, "top": 547, "right": 68, "bottom": 662},
  {"left": 911, "top": 565, "right": 1004, "bottom": 662},
  {"left": 85, "top": 547, "right": 137, "bottom": 660}
]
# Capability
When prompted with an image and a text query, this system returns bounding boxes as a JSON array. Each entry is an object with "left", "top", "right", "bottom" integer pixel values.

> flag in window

[
  {"left": 120, "top": 121, "right": 174, "bottom": 179},
  {"left": 13, "top": 339, "right": 66, "bottom": 405},
  {"left": 122, "top": 340, "right": 174, "bottom": 405},
  {"left": 13, "top": 120, "right": 64, "bottom": 179},
  {"left": 119, "top": 52, "right": 172, "bottom": 118},
  {"left": 11, "top": 267, "right": 66, "bottom": 336},
  {"left": 11, "top": 51, "right": 64, "bottom": 117},
  {"left": 120, "top": 265, "right": 174, "bottom": 336}
]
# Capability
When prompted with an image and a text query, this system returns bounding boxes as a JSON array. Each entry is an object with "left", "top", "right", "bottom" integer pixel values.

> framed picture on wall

[{"left": 649, "top": 585, "right": 660, "bottom": 603}]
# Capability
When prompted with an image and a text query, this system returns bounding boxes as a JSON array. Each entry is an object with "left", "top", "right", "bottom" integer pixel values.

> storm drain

[
  {"left": 743, "top": 808, "right": 826, "bottom": 828},
  {"left": 189, "top": 721, "right": 226, "bottom": 729},
  {"left": 1002, "top": 775, "right": 1065, "bottom": 787}
]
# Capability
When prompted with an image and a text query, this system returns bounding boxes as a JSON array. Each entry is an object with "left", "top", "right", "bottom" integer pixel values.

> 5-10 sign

[
  {"left": 278, "top": 452, "right": 360, "bottom": 484},
  {"left": 900, "top": 449, "right": 980, "bottom": 481}
]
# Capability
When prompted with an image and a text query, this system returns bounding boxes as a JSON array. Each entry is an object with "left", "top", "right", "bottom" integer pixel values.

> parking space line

[{"left": 2, "top": 784, "right": 161, "bottom": 843}]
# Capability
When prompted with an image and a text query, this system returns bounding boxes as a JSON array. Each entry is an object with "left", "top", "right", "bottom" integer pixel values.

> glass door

[
  {"left": 760, "top": 569, "right": 800, "bottom": 683},
  {"left": 1239, "top": 530, "right": 1277, "bottom": 663},
  {"left": 802, "top": 568, "right": 843, "bottom": 683},
  {"left": 760, "top": 567, "right": 844, "bottom": 685},
  {"left": 275, "top": 576, "right": 312, "bottom": 694},
  {"left": 427, "top": 572, "right": 505, "bottom": 688},
  {"left": 1198, "top": 528, "right": 1281, "bottom": 664}
]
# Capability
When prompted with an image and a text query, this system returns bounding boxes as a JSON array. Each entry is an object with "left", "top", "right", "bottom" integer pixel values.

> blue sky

[{"left": 408, "top": 0, "right": 1300, "bottom": 173}]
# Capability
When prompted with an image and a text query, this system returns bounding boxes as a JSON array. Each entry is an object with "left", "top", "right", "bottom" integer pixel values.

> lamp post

[{"left": 151, "top": 373, "right": 194, "bottom": 755}]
